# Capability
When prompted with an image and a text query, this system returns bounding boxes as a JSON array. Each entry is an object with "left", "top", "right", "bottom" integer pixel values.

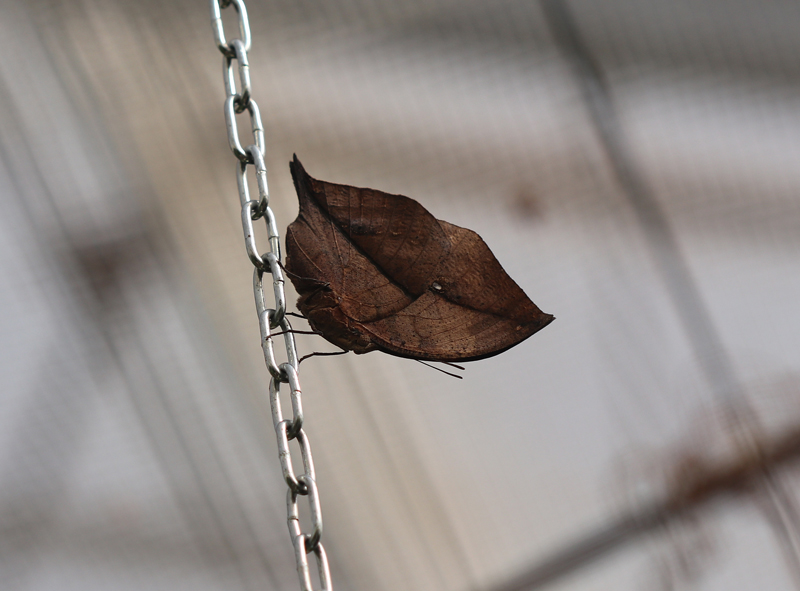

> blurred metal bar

[
  {"left": 490, "top": 511, "right": 658, "bottom": 591},
  {"left": 540, "top": 0, "right": 743, "bottom": 405},
  {"left": 0, "top": 10, "right": 282, "bottom": 583},
  {"left": 762, "top": 474, "right": 800, "bottom": 588},
  {"left": 490, "top": 421, "right": 800, "bottom": 591},
  {"left": 484, "top": 1, "right": 800, "bottom": 589}
]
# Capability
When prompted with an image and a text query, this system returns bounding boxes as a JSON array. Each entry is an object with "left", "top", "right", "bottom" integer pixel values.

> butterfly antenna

[
  {"left": 416, "top": 360, "right": 464, "bottom": 379},
  {"left": 441, "top": 361, "right": 465, "bottom": 371},
  {"left": 285, "top": 311, "right": 308, "bottom": 320}
]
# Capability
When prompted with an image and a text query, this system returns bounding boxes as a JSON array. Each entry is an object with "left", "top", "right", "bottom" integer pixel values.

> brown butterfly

[{"left": 284, "top": 156, "right": 554, "bottom": 363}]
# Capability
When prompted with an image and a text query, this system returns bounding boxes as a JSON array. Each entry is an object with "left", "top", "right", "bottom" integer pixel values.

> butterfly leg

[{"left": 299, "top": 349, "right": 349, "bottom": 364}]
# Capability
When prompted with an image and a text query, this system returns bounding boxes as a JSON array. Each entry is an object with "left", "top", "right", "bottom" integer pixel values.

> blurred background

[{"left": 2, "top": 0, "right": 800, "bottom": 590}]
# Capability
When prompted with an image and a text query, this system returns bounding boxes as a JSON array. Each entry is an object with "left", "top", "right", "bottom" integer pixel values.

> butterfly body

[{"left": 294, "top": 280, "right": 377, "bottom": 354}]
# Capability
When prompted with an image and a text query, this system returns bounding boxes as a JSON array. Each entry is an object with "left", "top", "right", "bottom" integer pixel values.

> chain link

[{"left": 209, "top": 2, "right": 332, "bottom": 588}]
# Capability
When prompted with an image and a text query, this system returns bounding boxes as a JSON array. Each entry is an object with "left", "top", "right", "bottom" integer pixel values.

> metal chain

[{"left": 209, "top": 2, "right": 332, "bottom": 589}]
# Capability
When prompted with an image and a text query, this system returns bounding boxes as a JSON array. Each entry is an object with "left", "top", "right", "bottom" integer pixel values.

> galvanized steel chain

[{"left": 209, "top": 2, "right": 332, "bottom": 589}]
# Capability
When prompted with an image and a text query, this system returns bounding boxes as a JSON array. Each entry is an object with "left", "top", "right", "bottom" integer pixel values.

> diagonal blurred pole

[
  {"left": 762, "top": 473, "right": 800, "bottom": 589},
  {"left": 489, "top": 422, "right": 800, "bottom": 591},
  {"left": 485, "top": 1, "right": 800, "bottom": 589},
  {"left": 540, "top": 0, "right": 742, "bottom": 404}
]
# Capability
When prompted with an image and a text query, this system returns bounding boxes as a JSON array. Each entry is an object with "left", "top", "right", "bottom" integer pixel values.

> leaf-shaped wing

[{"left": 285, "top": 156, "right": 554, "bottom": 362}]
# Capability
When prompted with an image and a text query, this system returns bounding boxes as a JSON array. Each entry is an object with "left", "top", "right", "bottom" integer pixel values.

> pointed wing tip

[
  {"left": 474, "top": 312, "right": 554, "bottom": 361},
  {"left": 289, "top": 155, "right": 313, "bottom": 196},
  {"left": 506, "top": 311, "right": 554, "bottom": 353},
  {"left": 534, "top": 312, "right": 556, "bottom": 333},
  {"left": 518, "top": 310, "right": 555, "bottom": 332},
  {"left": 290, "top": 154, "right": 309, "bottom": 177}
]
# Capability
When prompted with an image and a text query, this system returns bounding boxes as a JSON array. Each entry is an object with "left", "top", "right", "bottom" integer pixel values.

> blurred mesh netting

[{"left": 1, "top": 1, "right": 800, "bottom": 590}]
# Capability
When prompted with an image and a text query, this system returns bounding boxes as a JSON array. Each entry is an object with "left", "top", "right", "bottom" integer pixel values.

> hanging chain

[{"left": 209, "top": 2, "right": 332, "bottom": 589}]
